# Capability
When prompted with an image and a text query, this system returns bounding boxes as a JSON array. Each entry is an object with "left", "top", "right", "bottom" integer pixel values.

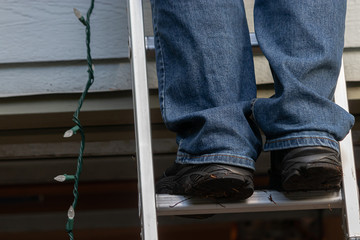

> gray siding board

[
  {"left": 344, "top": 50, "right": 360, "bottom": 82},
  {"left": 0, "top": 60, "right": 157, "bottom": 97},
  {"left": 0, "top": 0, "right": 128, "bottom": 64}
]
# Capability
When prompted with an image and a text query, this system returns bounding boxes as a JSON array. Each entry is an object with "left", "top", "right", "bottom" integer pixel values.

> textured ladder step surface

[{"left": 156, "top": 190, "right": 342, "bottom": 216}]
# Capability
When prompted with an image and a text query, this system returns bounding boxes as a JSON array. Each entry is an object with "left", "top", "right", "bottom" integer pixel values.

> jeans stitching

[
  {"left": 250, "top": 98, "right": 259, "bottom": 125},
  {"left": 153, "top": 16, "right": 168, "bottom": 126},
  {"left": 177, "top": 153, "right": 255, "bottom": 169},
  {"left": 266, "top": 136, "right": 338, "bottom": 144},
  {"left": 177, "top": 153, "right": 251, "bottom": 161}
]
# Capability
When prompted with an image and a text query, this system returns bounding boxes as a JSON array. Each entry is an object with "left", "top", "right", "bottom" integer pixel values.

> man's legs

[
  {"left": 254, "top": 0, "right": 355, "bottom": 190},
  {"left": 150, "top": 0, "right": 261, "bottom": 199}
]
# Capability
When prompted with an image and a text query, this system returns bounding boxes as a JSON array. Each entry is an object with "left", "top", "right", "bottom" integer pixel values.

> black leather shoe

[
  {"left": 156, "top": 163, "right": 254, "bottom": 200},
  {"left": 270, "top": 146, "right": 342, "bottom": 191}
]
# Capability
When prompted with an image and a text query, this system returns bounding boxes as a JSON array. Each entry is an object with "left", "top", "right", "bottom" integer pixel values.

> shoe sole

[
  {"left": 156, "top": 164, "right": 254, "bottom": 200},
  {"left": 282, "top": 162, "right": 342, "bottom": 191}
]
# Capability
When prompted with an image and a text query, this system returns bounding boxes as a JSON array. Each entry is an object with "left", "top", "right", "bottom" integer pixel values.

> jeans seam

[
  {"left": 177, "top": 153, "right": 251, "bottom": 161},
  {"left": 250, "top": 98, "right": 258, "bottom": 121},
  {"left": 152, "top": 11, "right": 168, "bottom": 126},
  {"left": 266, "top": 136, "right": 338, "bottom": 144},
  {"left": 250, "top": 98, "right": 262, "bottom": 132},
  {"left": 177, "top": 152, "right": 256, "bottom": 170}
]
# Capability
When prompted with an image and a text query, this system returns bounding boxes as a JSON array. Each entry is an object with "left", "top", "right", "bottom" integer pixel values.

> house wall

[
  {"left": 0, "top": 1, "right": 359, "bottom": 237},
  {"left": 0, "top": 0, "right": 358, "bottom": 187}
]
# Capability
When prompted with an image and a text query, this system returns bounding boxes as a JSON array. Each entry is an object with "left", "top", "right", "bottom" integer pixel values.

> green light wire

[{"left": 63, "top": 1, "right": 95, "bottom": 239}]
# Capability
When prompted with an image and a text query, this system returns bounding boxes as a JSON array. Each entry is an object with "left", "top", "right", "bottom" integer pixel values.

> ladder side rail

[
  {"left": 334, "top": 59, "right": 360, "bottom": 239},
  {"left": 127, "top": 0, "right": 158, "bottom": 239}
]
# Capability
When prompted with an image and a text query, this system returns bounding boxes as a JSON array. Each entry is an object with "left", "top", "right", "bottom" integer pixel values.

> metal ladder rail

[
  {"left": 128, "top": 0, "right": 360, "bottom": 239},
  {"left": 334, "top": 61, "right": 360, "bottom": 239},
  {"left": 127, "top": 0, "right": 158, "bottom": 239}
]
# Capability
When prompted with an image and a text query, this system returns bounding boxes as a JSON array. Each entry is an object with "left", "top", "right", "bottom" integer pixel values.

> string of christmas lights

[{"left": 54, "top": 1, "right": 95, "bottom": 239}]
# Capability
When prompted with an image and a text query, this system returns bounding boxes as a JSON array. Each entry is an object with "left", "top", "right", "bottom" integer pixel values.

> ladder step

[
  {"left": 146, "top": 33, "right": 259, "bottom": 51},
  {"left": 156, "top": 190, "right": 342, "bottom": 216}
]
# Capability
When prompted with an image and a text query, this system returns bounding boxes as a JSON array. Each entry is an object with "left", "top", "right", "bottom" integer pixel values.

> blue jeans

[{"left": 150, "top": 0, "right": 355, "bottom": 170}]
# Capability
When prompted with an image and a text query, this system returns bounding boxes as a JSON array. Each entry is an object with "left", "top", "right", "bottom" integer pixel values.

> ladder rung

[
  {"left": 146, "top": 33, "right": 259, "bottom": 51},
  {"left": 156, "top": 190, "right": 343, "bottom": 216}
]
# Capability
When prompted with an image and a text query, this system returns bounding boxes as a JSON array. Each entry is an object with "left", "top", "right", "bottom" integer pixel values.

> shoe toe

[{"left": 271, "top": 146, "right": 342, "bottom": 191}]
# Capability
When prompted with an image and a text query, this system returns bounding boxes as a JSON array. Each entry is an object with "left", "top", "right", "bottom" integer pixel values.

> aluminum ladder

[{"left": 127, "top": 0, "right": 360, "bottom": 239}]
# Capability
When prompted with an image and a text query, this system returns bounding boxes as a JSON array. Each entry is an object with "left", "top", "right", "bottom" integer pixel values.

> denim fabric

[{"left": 150, "top": 0, "right": 354, "bottom": 171}]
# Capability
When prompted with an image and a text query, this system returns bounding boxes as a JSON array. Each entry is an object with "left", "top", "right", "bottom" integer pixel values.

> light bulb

[
  {"left": 63, "top": 125, "right": 80, "bottom": 138},
  {"left": 54, "top": 175, "right": 66, "bottom": 182},
  {"left": 54, "top": 174, "right": 75, "bottom": 182},
  {"left": 73, "top": 8, "right": 82, "bottom": 19},
  {"left": 68, "top": 205, "right": 75, "bottom": 219},
  {"left": 63, "top": 129, "right": 74, "bottom": 138},
  {"left": 66, "top": 206, "right": 75, "bottom": 232},
  {"left": 73, "top": 8, "right": 87, "bottom": 26}
]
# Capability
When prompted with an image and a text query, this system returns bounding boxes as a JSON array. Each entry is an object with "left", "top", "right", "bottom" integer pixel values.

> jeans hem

[
  {"left": 264, "top": 132, "right": 339, "bottom": 152},
  {"left": 176, "top": 151, "right": 256, "bottom": 171}
]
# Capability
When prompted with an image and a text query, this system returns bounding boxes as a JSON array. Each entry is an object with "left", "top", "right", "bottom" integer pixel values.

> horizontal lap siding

[
  {"left": 0, "top": 60, "right": 158, "bottom": 97},
  {"left": 0, "top": 0, "right": 358, "bottom": 97},
  {"left": 0, "top": 0, "right": 128, "bottom": 63}
]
